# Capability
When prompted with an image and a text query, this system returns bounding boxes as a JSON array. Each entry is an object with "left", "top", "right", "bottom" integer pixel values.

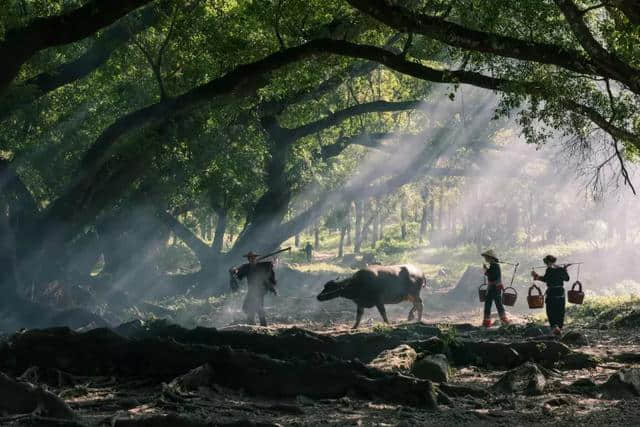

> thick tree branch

[
  {"left": 0, "top": 4, "right": 162, "bottom": 120},
  {"left": 610, "top": 0, "right": 640, "bottom": 25},
  {"left": 289, "top": 99, "right": 421, "bottom": 140},
  {"left": 553, "top": 0, "right": 640, "bottom": 93},
  {"left": 0, "top": 0, "right": 154, "bottom": 94},
  {"left": 344, "top": 0, "right": 598, "bottom": 76},
  {"left": 48, "top": 39, "right": 640, "bottom": 225}
]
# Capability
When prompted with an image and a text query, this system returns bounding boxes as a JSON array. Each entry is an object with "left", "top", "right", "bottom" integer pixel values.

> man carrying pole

[{"left": 229, "top": 248, "right": 289, "bottom": 326}]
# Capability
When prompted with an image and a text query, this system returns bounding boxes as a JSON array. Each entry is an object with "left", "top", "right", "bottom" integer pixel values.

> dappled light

[{"left": 1, "top": 0, "right": 640, "bottom": 425}]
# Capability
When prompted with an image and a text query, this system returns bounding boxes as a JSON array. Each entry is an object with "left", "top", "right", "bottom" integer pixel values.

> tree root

[{"left": 0, "top": 371, "right": 75, "bottom": 419}]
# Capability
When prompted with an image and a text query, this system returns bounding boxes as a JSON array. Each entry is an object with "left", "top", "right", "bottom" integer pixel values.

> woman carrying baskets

[
  {"left": 531, "top": 255, "right": 570, "bottom": 336},
  {"left": 481, "top": 249, "right": 510, "bottom": 327}
]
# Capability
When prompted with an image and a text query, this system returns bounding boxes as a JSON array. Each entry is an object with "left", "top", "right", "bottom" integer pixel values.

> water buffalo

[{"left": 317, "top": 264, "right": 426, "bottom": 329}]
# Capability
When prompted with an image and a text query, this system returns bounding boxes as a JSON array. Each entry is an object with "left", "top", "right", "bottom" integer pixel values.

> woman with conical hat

[
  {"left": 531, "top": 254, "right": 569, "bottom": 336},
  {"left": 481, "top": 249, "right": 510, "bottom": 327}
]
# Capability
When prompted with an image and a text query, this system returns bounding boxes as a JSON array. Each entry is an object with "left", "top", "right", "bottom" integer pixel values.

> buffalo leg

[
  {"left": 407, "top": 306, "right": 416, "bottom": 321},
  {"left": 258, "top": 308, "right": 267, "bottom": 327},
  {"left": 415, "top": 296, "right": 423, "bottom": 322},
  {"left": 353, "top": 305, "right": 364, "bottom": 329},
  {"left": 376, "top": 303, "right": 389, "bottom": 324}
]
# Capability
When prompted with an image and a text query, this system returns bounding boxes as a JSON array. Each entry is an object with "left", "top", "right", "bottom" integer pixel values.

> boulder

[
  {"left": 561, "top": 378, "right": 598, "bottom": 397},
  {"left": 557, "top": 351, "right": 599, "bottom": 370},
  {"left": 523, "top": 326, "right": 545, "bottom": 338},
  {"left": 368, "top": 345, "right": 418, "bottom": 374},
  {"left": 561, "top": 331, "right": 589, "bottom": 347},
  {"left": 412, "top": 354, "right": 449, "bottom": 383},
  {"left": 600, "top": 368, "right": 640, "bottom": 399},
  {"left": 408, "top": 337, "right": 446, "bottom": 355},
  {"left": 450, "top": 340, "right": 521, "bottom": 368},
  {"left": 509, "top": 340, "right": 571, "bottom": 366},
  {"left": 492, "top": 362, "right": 546, "bottom": 396}
]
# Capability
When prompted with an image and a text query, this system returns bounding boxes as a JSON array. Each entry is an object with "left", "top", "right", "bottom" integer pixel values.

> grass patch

[{"left": 566, "top": 295, "right": 640, "bottom": 327}]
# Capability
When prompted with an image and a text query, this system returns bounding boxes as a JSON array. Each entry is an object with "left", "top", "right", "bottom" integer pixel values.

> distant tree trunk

[
  {"left": 437, "top": 183, "right": 444, "bottom": 231},
  {"left": 372, "top": 200, "right": 380, "bottom": 248},
  {"left": 400, "top": 198, "right": 408, "bottom": 240},
  {"left": 361, "top": 201, "right": 370, "bottom": 244},
  {"left": 338, "top": 226, "right": 346, "bottom": 258},
  {"left": 346, "top": 215, "right": 352, "bottom": 247},
  {"left": 295, "top": 233, "right": 300, "bottom": 247},
  {"left": 0, "top": 202, "right": 18, "bottom": 300},
  {"left": 354, "top": 201, "right": 363, "bottom": 253},
  {"left": 379, "top": 214, "right": 385, "bottom": 240},
  {"left": 419, "top": 204, "right": 428, "bottom": 243},
  {"left": 448, "top": 200, "right": 455, "bottom": 233},
  {"left": 314, "top": 226, "right": 320, "bottom": 250},
  {"left": 212, "top": 209, "right": 227, "bottom": 255}
]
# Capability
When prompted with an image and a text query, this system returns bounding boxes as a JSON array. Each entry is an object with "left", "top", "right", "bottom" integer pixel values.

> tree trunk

[
  {"left": 437, "top": 183, "right": 444, "bottom": 231},
  {"left": 314, "top": 226, "right": 320, "bottom": 250},
  {"left": 401, "top": 198, "right": 408, "bottom": 240},
  {"left": 419, "top": 205, "right": 428, "bottom": 243},
  {"left": 354, "top": 200, "right": 363, "bottom": 253},
  {"left": 371, "top": 200, "right": 380, "bottom": 248},
  {"left": 295, "top": 233, "right": 300, "bottom": 247},
  {"left": 338, "top": 226, "right": 346, "bottom": 258},
  {"left": 346, "top": 216, "right": 352, "bottom": 247},
  {"left": 212, "top": 209, "right": 227, "bottom": 255}
]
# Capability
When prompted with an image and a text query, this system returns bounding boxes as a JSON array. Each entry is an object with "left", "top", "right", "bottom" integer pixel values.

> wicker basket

[
  {"left": 502, "top": 286, "right": 518, "bottom": 306},
  {"left": 568, "top": 281, "right": 585, "bottom": 305},
  {"left": 478, "top": 284, "right": 488, "bottom": 302},
  {"left": 527, "top": 284, "right": 544, "bottom": 309}
]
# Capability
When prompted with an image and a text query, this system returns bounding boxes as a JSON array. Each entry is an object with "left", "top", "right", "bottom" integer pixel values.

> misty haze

[{"left": 1, "top": 1, "right": 640, "bottom": 426}]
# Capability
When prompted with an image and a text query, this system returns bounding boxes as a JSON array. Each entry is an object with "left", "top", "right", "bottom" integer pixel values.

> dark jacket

[
  {"left": 235, "top": 261, "right": 276, "bottom": 291},
  {"left": 485, "top": 261, "right": 501, "bottom": 286},
  {"left": 538, "top": 266, "right": 569, "bottom": 297}
]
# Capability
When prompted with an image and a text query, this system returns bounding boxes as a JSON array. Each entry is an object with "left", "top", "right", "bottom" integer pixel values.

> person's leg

[
  {"left": 494, "top": 288, "right": 510, "bottom": 324},
  {"left": 483, "top": 286, "right": 494, "bottom": 327},
  {"left": 557, "top": 297, "right": 566, "bottom": 329},
  {"left": 546, "top": 298, "right": 555, "bottom": 328}
]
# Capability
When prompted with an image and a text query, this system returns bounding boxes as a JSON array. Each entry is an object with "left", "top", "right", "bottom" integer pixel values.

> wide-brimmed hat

[
  {"left": 481, "top": 249, "right": 499, "bottom": 260},
  {"left": 243, "top": 251, "right": 260, "bottom": 258}
]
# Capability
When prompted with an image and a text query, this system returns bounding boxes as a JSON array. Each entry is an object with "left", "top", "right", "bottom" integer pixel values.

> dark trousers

[
  {"left": 546, "top": 296, "right": 566, "bottom": 328},
  {"left": 484, "top": 285, "right": 505, "bottom": 319}
]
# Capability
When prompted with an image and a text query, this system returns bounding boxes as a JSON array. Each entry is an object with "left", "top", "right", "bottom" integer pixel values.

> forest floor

[
  {"left": 2, "top": 302, "right": 639, "bottom": 426},
  {"left": 1, "top": 257, "right": 639, "bottom": 426}
]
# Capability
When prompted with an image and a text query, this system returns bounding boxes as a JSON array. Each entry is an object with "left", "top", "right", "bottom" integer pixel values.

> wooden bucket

[
  {"left": 502, "top": 286, "right": 518, "bottom": 306},
  {"left": 568, "top": 281, "right": 585, "bottom": 305},
  {"left": 478, "top": 284, "right": 488, "bottom": 302},
  {"left": 527, "top": 284, "right": 544, "bottom": 309}
]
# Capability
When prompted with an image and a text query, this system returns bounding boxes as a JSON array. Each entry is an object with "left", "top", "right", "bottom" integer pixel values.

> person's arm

[
  {"left": 235, "top": 263, "right": 249, "bottom": 280},
  {"left": 532, "top": 268, "right": 548, "bottom": 283},
  {"left": 560, "top": 266, "right": 570, "bottom": 282}
]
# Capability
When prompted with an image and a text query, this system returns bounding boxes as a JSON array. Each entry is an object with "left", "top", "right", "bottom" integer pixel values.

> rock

[
  {"left": 601, "top": 368, "right": 640, "bottom": 399},
  {"left": 562, "top": 378, "right": 598, "bottom": 396},
  {"left": 368, "top": 345, "right": 418, "bottom": 373},
  {"left": 509, "top": 340, "right": 571, "bottom": 366},
  {"left": 412, "top": 354, "right": 449, "bottom": 383},
  {"left": 523, "top": 326, "right": 545, "bottom": 338},
  {"left": 408, "top": 337, "right": 446, "bottom": 355},
  {"left": 450, "top": 340, "right": 521, "bottom": 368},
  {"left": 492, "top": 362, "right": 546, "bottom": 396},
  {"left": 561, "top": 331, "right": 589, "bottom": 347},
  {"left": 611, "top": 352, "right": 640, "bottom": 364},
  {"left": 557, "top": 351, "right": 599, "bottom": 370},
  {"left": 610, "top": 309, "right": 640, "bottom": 328},
  {"left": 438, "top": 383, "right": 488, "bottom": 399}
]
